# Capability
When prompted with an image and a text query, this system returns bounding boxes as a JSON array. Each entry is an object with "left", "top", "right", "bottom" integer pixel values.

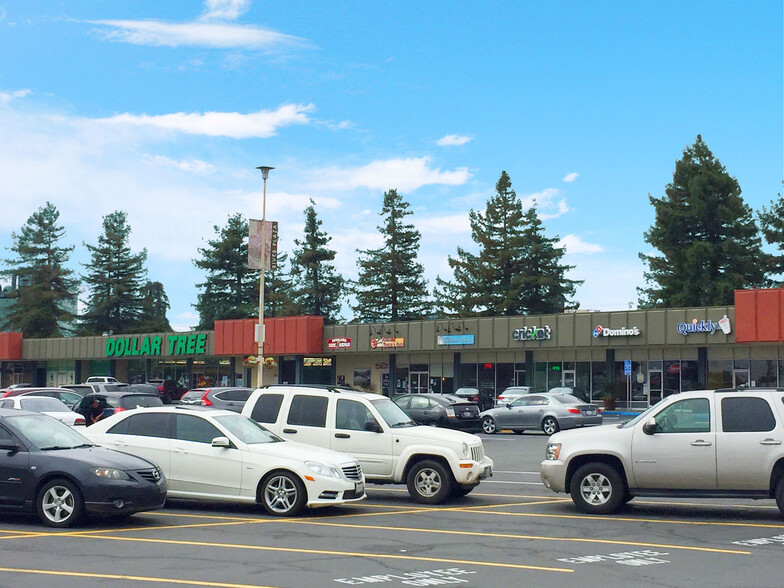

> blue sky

[{"left": 1, "top": 0, "right": 781, "bottom": 331}]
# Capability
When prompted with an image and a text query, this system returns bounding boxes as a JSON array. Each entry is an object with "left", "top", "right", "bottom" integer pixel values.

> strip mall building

[{"left": 1, "top": 288, "right": 783, "bottom": 407}]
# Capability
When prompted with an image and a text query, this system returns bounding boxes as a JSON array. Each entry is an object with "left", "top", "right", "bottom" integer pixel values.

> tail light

[
  {"left": 201, "top": 390, "right": 212, "bottom": 406},
  {"left": 113, "top": 407, "right": 126, "bottom": 413},
  {"left": 74, "top": 417, "right": 86, "bottom": 426},
  {"left": 497, "top": 396, "right": 505, "bottom": 401},
  {"left": 1, "top": 391, "right": 10, "bottom": 398},
  {"left": 567, "top": 408, "right": 580, "bottom": 414},
  {"left": 597, "top": 408, "right": 603, "bottom": 414},
  {"left": 445, "top": 407, "right": 456, "bottom": 417}
]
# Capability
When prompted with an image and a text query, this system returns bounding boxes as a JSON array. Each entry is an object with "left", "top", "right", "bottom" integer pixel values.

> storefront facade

[{"left": 1, "top": 289, "right": 783, "bottom": 408}]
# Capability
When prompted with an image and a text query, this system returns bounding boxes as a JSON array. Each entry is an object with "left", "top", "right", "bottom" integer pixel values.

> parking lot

[{"left": 2, "top": 426, "right": 784, "bottom": 587}]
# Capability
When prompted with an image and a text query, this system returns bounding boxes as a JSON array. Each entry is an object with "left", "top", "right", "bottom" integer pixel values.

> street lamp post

[{"left": 256, "top": 165, "right": 274, "bottom": 387}]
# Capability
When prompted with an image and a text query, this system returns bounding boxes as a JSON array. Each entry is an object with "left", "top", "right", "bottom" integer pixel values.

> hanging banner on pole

[{"left": 248, "top": 219, "right": 278, "bottom": 270}]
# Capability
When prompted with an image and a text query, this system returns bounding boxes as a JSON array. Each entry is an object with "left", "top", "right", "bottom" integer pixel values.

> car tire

[
  {"left": 569, "top": 462, "right": 626, "bottom": 515},
  {"left": 541, "top": 417, "right": 560, "bottom": 435},
  {"left": 513, "top": 430, "right": 525, "bottom": 435},
  {"left": 482, "top": 417, "right": 497, "bottom": 434},
  {"left": 451, "top": 484, "right": 477, "bottom": 498},
  {"left": 37, "top": 478, "right": 84, "bottom": 528},
  {"left": 406, "top": 460, "right": 453, "bottom": 504},
  {"left": 259, "top": 471, "right": 306, "bottom": 516},
  {"left": 775, "top": 477, "right": 784, "bottom": 516}
]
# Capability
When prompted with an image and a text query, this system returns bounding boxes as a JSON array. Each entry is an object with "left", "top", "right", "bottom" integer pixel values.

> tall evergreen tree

[
  {"left": 435, "top": 171, "right": 580, "bottom": 316},
  {"left": 193, "top": 213, "right": 259, "bottom": 330},
  {"left": 759, "top": 185, "right": 784, "bottom": 282},
  {"left": 290, "top": 199, "right": 344, "bottom": 324},
  {"left": 80, "top": 211, "right": 148, "bottom": 335},
  {"left": 1, "top": 202, "right": 77, "bottom": 337},
  {"left": 638, "top": 135, "right": 769, "bottom": 308},
  {"left": 136, "top": 280, "right": 172, "bottom": 333},
  {"left": 265, "top": 251, "right": 297, "bottom": 318},
  {"left": 352, "top": 189, "right": 430, "bottom": 322}
]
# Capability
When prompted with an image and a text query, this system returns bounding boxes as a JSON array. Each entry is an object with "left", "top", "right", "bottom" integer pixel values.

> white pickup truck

[{"left": 242, "top": 385, "right": 493, "bottom": 504}]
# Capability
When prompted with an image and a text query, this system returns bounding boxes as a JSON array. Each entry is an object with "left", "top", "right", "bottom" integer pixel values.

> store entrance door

[
  {"left": 649, "top": 370, "right": 663, "bottom": 404},
  {"left": 733, "top": 369, "right": 750, "bottom": 388},
  {"left": 409, "top": 371, "right": 429, "bottom": 394},
  {"left": 562, "top": 370, "right": 575, "bottom": 387}
]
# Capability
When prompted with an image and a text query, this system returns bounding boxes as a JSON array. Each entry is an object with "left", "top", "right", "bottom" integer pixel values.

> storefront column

[
  {"left": 109, "top": 359, "right": 116, "bottom": 378},
  {"left": 452, "top": 353, "right": 461, "bottom": 389},
  {"left": 698, "top": 347, "right": 707, "bottom": 389},
  {"left": 186, "top": 358, "right": 193, "bottom": 389},
  {"left": 146, "top": 358, "right": 153, "bottom": 381},
  {"left": 386, "top": 354, "right": 396, "bottom": 397},
  {"left": 74, "top": 361, "right": 82, "bottom": 385},
  {"left": 525, "top": 351, "right": 534, "bottom": 386},
  {"left": 605, "top": 349, "right": 616, "bottom": 393},
  {"left": 229, "top": 357, "right": 236, "bottom": 385}
]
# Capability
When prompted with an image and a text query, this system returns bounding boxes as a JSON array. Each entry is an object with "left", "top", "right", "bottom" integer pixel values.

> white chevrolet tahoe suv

[
  {"left": 242, "top": 385, "right": 493, "bottom": 504},
  {"left": 541, "top": 387, "right": 784, "bottom": 515}
]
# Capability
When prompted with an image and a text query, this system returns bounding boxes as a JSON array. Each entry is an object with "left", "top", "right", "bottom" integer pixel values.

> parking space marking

[
  {"left": 281, "top": 520, "right": 750, "bottom": 556},
  {"left": 67, "top": 533, "right": 575, "bottom": 574},
  {"left": 0, "top": 566, "right": 280, "bottom": 587}
]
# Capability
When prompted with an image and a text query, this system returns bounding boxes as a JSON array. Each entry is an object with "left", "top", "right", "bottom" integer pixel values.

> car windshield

[
  {"left": 120, "top": 395, "right": 163, "bottom": 408},
  {"left": 370, "top": 397, "right": 416, "bottom": 427},
  {"left": 551, "top": 394, "right": 583, "bottom": 405},
  {"left": 619, "top": 400, "right": 666, "bottom": 429},
  {"left": 213, "top": 414, "right": 283, "bottom": 444},
  {"left": 6, "top": 414, "right": 93, "bottom": 450},
  {"left": 19, "top": 397, "right": 70, "bottom": 412}
]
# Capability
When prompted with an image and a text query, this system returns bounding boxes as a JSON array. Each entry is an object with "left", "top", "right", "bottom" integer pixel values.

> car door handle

[
  {"left": 283, "top": 428, "right": 297, "bottom": 434},
  {"left": 335, "top": 433, "right": 350, "bottom": 439},
  {"left": 690, "top": 440, "right": 712, "bottom": 446},
  {"left": 760, "top": 439, "right": 782, "bottom": 446}
]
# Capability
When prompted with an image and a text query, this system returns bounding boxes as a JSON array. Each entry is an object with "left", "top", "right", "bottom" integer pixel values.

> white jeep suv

[
  {"left": 541, "top": 387, "right": 784, "bottom": 515},
  {"left": 242, "top": 385, "right": 493, "bottom": 504}
]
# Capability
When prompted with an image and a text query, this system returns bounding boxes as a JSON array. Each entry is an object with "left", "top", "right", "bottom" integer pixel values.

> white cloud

[
  {"left": 200, "top": 0, "right": 250, "bottom": 22},
  {"left": 539, "top": 198, "right": 570, "bottom": 220},
  {"left": 557, "top": 234, "right": 604, "bottom": 255},
  {"left": 562, "top": 172, "right": 579, "bottom": 183},
  {"left": 98, "top": 104, "right": 315, "bottom": 139},
  {"left": 89, "top": 19, "right": 307, "bottom": 50},
  {"left": 520, "top": 187, "right": 570, "bottom": 219},
  {"left": 0, "top": 89, "right": 31, "bottom": 104},
  {"left": 143, "top": 154, "right": 216, "bottom": 175},
  {"left": 312, "top": 157, "right": 471, "bottom": 192},
  {"left": 436, "top": 134, "right": 472, "bottom": 147},
  {"left": 418, "top": 214, "right": 471, "bottom": 236}
]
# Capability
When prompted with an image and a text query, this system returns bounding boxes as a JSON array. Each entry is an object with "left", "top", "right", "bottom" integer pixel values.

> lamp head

[{"left": 256, "top": 166, "right": 275, "bottom": 180}]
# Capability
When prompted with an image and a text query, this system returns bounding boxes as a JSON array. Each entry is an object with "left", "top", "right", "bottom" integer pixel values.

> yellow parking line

[
  {"left": 70, "top": 533, "right": 573, "bottom": 574},
  {"left": 0, "top": 566, "right": 279, "bottom": 587},
  {"left": 282, "top": 520, "right": 750, "bottom": 555}
]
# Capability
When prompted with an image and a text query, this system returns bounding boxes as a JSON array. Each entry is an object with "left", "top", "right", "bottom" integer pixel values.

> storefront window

[
  {"left": 478, "top": 363, "right": 495, "bottom": 399},
  {"left": 591, "top": 362, "right": 607, "bottom": 401},
  {"left": 708, "top": 360, "right": 732, "bottom": 389},
  {"left": 576, "top": 362, "right": 591, "bottom": 401},
  {"left": 663, "top": 361, "right": 681, "bottom": 396},
  {"left": 680, "top": 360, "right": 699, "bottom": 391},
  {"left": 751, "top": 360, "right": 778, "bottom": 387},
  {"left": 496, "top": 363, "right": 514, "bottom": 398},
  {"left": 514, "top": 362, "right": 527, "bottom": 386},
  {"left": 459, "top": 364, "right": 477, "bottom": 388},
  {"left": 533, "top": 362, "right": 547, "bottom": 393}
]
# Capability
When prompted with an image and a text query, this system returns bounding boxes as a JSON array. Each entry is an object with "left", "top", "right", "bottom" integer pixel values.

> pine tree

[
  {"left": 193, "top": 213, "right": 259, "bottom": 330},
  {"left": 759, "top": 185, "right": 784, "bottom": 282},
  {"left": 136, "top": 280, "right": 172, "bottom": 332},
  {"left": 80, "top": 211, "right": 148, "bottom": 335},
  {"left": 290, "top": 199, "right": 344, "bottom": 324},
  {"left": 265, "top": 251, "right": 297, "bottom": 317},
  {"left": 638, "top": 135, "right": 770, "bottom": 307},
  {"left": 1, "top": 202, "right": 77, "bottom": 337},
  {"left": 435, "top": 171, "right": 580, "bottom": 316},
  {"left": 352, "top": 189, "right": 430, "bottom": 322}
]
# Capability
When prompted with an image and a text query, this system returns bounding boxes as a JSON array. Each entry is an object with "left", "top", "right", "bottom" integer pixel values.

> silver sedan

[{"left": 479, "top": 393, "right": 602, "bottom": 435}]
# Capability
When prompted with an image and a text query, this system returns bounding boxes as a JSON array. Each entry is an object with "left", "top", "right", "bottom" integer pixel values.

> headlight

[
  {"left": 92, "top": 468, "right": 131, "bottom": 480},
  {"left": 462, "top": 442, "right": 469, "bottom": 458},
  {"left": 545, "top": 443, "right": 561, "bottom": 461},
  {"left": 305, "top": 461, "right": 340, "bottom": 478}
]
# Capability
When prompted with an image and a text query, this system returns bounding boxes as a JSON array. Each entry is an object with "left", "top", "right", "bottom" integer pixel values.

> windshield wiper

[
  {"left": 390, "top": 421, "right": 416, "bottom": 428},
  {"left": 39, "top": 445, "right": 73, "bottom": 451}
]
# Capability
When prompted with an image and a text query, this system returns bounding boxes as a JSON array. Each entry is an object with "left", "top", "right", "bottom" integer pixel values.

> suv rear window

[
  {"left": 721, "top": 397, "right": 777, "bottom": 432},
  {"left": 250, "top": 393, "right": 284, "bottom": 423},
  {"left": 287, "top": 395, "right": 328, "bottom": 428}
]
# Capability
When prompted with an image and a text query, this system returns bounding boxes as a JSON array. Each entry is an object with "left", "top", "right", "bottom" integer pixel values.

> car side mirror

[
  {"left": 211, "top": 436, "right": 231, "bottom": 448},
  {"left": 1, "top": 442, "right": 21, "bottom": 454},
  {"left": 364, "top": 421, "right": 383, "bottom": 433},
  {"left": 642, "top": 417, "right": 657, "bottom": 435},
  {"left": 506, "top": 403, "right": 512, "bottom": 409}
]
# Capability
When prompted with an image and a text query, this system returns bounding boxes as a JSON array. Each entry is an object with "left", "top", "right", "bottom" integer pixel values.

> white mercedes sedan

[
  {"left": 0, "top": 396, "right": 85, "bottom": 427},
  {"left": 82, "top": 405, "right": 365, "bottom": 516}
]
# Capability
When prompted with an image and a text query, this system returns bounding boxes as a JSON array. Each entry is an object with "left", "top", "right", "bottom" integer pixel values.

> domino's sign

[{"left": 593, "top": 325, "right": 641, "bottom": 338}]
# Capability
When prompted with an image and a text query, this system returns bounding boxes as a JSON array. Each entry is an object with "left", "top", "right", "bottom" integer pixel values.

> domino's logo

[{"left": 592, "top": 325, "right": 603, "bottom": 338}]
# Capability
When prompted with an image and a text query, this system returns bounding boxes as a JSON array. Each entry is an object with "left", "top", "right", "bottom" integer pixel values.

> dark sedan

[
  {"left": 0, "top": 408, "right": 166, "bottom": 527},
  {"left": 179, "top": 387, "right": 253, "bottom": 412},
  {"left": 479, "top": 393, "right": 602, "bottom": 435},
  {"left": 393, "top": 393, "right": 482, "bottom": 432}
]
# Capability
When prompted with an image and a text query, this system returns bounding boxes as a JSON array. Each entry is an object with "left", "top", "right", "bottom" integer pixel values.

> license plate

[
  {"left": 481, "top": 466, "right": 492, "bottom": 479},
  {"left": 355, "top": 482, "right": 364, "bottom": 494},
  {"left": 585, "top": 410, "right": 596, "bottom": 415}
]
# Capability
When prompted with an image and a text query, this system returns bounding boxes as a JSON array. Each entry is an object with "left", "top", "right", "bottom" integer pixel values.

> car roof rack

[
  {"left": 714, "top": 386, "right": 784, "bottom": 393},
  {"left": 260, "top": 384, "right": 363, "bottom": 394}
]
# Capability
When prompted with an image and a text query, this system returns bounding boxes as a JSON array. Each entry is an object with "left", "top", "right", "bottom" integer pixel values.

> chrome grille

[
  {"left": 342, "top": 463, "right": 363, "bottom": 481},
  {"left": 137, "top": 468, "right": 163, "bottom": 484},
  {"left": 470, "top": 444, "right": 484, "bottom": 463}
]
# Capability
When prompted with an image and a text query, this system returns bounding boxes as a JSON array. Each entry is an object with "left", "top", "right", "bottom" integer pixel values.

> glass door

[
  {"left": 562, "top": 370, "right": 575, "bottom": 387},
  {"left": 733, "top": 369, "right": 750, "bottom": 388},
  {"left": 409, "top": 371, "right": 429, "bottom": 394},
  {"left": 649, "top": 370, "right": 663, "bottom": 404}
]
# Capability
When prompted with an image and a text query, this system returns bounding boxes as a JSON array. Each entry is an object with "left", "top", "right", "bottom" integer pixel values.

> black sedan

[
  {"left": 393, "top": 394, "right": 482, "bottom": 432},
  {"left": 0, "top": 408, "right": 166, "bottom": 527}
]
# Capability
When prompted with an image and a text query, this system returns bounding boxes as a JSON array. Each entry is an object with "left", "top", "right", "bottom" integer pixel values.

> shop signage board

[
  {"left": 593, "top": 325, "right": 641, "bottom": 337},
  {"left": 512, "top": 326, "right": 551, "bottom": 341},
  {"left": 105, "top": 333, "right": 207, "bottom": 358},
  {"left": 437, "top": 334, "right": 475, "bottom": 346},
  {"left": 327, "top": 337, "right": 352, "bottom": 350},
  {"left": 676, "top": 315, "right": 732, "bottom": 336},
  {"left": 370, "top": 337, "right": 405, "bottom": 349}
]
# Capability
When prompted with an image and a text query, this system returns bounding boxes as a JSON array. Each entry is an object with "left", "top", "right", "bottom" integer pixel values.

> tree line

[{"left": 2, "top": 135, "right": 783, "bottom": 338}]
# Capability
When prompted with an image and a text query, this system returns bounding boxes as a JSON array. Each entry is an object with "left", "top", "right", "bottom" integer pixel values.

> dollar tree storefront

[{"left": 1, "top": 289, "right": 783, "bottom": 407}]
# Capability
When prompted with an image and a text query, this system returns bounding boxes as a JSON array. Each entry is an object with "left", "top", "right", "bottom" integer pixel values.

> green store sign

[{"left": 105, "top": 334, "right": 207, "bottom": 358}]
